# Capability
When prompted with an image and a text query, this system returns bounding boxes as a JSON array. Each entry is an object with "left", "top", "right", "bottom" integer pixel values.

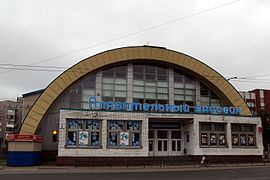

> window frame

[
  {"left": 66, "top": 119, "right": 102, "bottom": 148},
  {"left": 231, "top": 123, "right": 256, "bottom": 148},
  {"left": 107, "top": 120, "right": 142, "bottom": 149},
  {"left": 199, "top": 122, "right": 227, "bottom": 148}
]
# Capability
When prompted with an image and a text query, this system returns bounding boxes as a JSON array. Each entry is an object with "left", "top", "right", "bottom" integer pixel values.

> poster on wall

[
  {"left": 79, "top": 131, "right": 89, "bottom": 146},
  {"left": 219, "top": 134, "right": 226, "bottom": 145},
  {"left": 120, "top": 132, "right": 129, "bottom": 146},
  {"left": 210, "top": 134, "right": 217, "bottom": 145},
  {"left": 232, "top": 135, "right": 239, "bottom": 145},
  {"left": 201, "top": 133, "right": 208, "bottom": 145},
  {"left": 240, "top": 134, "right": 247, "bottom": 145},
  {"left": 248, "top": 135, "right": 255, "bottom": 146}
]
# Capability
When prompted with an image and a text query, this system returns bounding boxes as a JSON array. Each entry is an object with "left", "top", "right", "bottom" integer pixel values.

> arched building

[{"left": 20, "top": 46, "right": 263, "bottom": 165}]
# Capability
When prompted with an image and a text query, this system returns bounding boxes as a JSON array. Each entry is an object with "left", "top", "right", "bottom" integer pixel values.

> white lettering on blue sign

[{"left": 88, "top": 96, "right": 242, "bottom": 115}]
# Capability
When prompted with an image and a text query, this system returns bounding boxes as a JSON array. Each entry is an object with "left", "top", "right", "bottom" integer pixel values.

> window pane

[
  {"left": 115, "top": 84, "right": 127, "bottom": 91},
  {"left": 103, "top": 69, "right": 114, "bottom": 77},
  {"left": 115, "top": 91, "right": 126, "bottom": 97},
  {"left": 145, "top": 74, "right": 155, "bottom": 80},
  {"left": 67, "top": 131, "right": 77, "bottom": 146},
  {"left": 83, "top": 75, "right": 96, "bottom": 89},
  {"left": 149, "top": 130, "right": 154, "bottom": 139},
  {"left": 133, "top": 73, "right": 143, "bottom": 79},
  {"left": 240, "top": 134, "right": 247, "bottom": 145},
  {"left": 79, "top": 131, "right": 89, "bottom": 146},
  {"left": 108, "top": 132, "right": 118, "bottom": 146},
  {"left": 120, "top": 132, "right": 129, "bottom": 146},
  {"left": 157, "top": 87, "right": 168, "bottom": 93},
  {"left": 158, "top": 131, "right": 168, "bottom": 139},
  {"left": 201, "top": 123, "right": 211, "bottom": 131},
  {"left": 174, "top": 83, "right": 184, "bottom": 88},
  {"left": 145, "top": 82, "right": 156, "bottom": 86},
  {"left": 133, "top": 92, "right": 144, "bottom": 98},
  {"left": 103, "top": 90, "right": 113, "bottom": 96},
  {"left": 232, "top": 124, "right": 241, "bottom": 132},
  {"left": 145, "top": 86, "right": 156, "bottom": 92},
  {"left": 133, "top": 65, "right": 144, "bottom": 73},
  {"left": 133, "top": 86, "right": 144, "bottom": 92},
  {"left": 185, "top": 84, "right": 195, "bottom": 89},
  {"left": 133, "top": 80, "right": 144, "bottom": 86},
  {"left": 115, "top": 79, "right": 127, "bottom": 84},
  {"left": 128, "top": 121, "right": 141, "bottom": 130},
  {"left": 185, "top": 95, "right": 194, "bottom": 101},
  {"left": 175, "top": 95, "right": 185, "bottom": 101},
  {"left": 248, "top": 135, "right": 255, "bottom": 146},
  {"left": 68, "top": 120, "right": 83, "bottom": 129},
  {"left": 215, "top": 123, "right": 225, "bottom": 131},
  {"left": 244, "top": 125, "right": 254, "bottom": 132},
  {"left": 115, "top": 72, "right": 126, "bottom": 78},
  {"left": 90, "top": 132, "right": 100, "bottom": 146},
  {"left": 145, "top": 93, "right": 156, "bottom": 99},
  {"left": 132, "top": 133, "right": 140, "bottom": 146},
  {"left": 171, "top": 131, "right": 181, "bottom": 139},
  {"left": 103, "top": 84, "right": 114, "bottom": 89},
  {"left": 103, "top": 78, "right": 114, "bottom": 83},
  {"left": 157, "top": 94, "right": 168, "bottom": 100},
  {"left": 201, "top": 97, "right": 210, "bottom": 102},
  {"left": 82, "top": 89, "right": 95, "bottom": 96},
  {"left": 210, "top": 134, "right": 217, "bottom": 145},
  {"left": 185, "top": 90, "right": 195, "bottom": 95},
  {"left": 219, "top": 134, "right": 226, "bottom": 145},
  {"left": 157, "top": 82, "right": 168, "bottom": 87},
  {"left": 232, "top": 134, "right": 239, "bottom": 145},
  {"left": 109, "top": 121, "right": 123, "bottom": 130},
  {"left": 86, "top": 120, "right": 100, "bottom": 130},
  {"left": 175, "top": 89, "right": 184, "bottom": 94}
]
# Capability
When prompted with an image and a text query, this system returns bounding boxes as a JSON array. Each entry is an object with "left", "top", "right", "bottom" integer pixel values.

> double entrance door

[{"left": 149, "top": 129, "right": 181, "bottom": 156}]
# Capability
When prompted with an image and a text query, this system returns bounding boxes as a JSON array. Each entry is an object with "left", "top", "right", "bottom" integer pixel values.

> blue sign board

[{"left": 88, "top": 96, "right": 242, "bottom": 115}]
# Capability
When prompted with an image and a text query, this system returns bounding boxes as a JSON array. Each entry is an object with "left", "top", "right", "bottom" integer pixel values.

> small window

[
  {"left": 200, "top": 122, "right": 226, "bottom": 147},
  {"left": 107, "top": 120, "right": 142, "bottom": 148},
  {"left": 66, "top": 119, "right": 101, "bottom": 148},
  {"left": 231, "top": 124, "right": 256, "bottom": 147}
]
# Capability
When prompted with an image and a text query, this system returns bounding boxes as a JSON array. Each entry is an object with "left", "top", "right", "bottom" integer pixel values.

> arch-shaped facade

[
  {"left": 15, "top": 46, "right": 264, "bottom": 166},
  {"left": 20, "top": 46, "right": 251, "bottom": 135}
]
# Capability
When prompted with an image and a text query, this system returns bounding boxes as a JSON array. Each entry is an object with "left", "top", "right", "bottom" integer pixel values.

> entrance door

[
  {"left": 149, "top": 129, "right": 181, "bottom": 156},
  {"left": 170, "top": 130, "right": 181, "bottom": 156},
  {"left": 157, "top": 130, "right": 168, "bottom": 156}
]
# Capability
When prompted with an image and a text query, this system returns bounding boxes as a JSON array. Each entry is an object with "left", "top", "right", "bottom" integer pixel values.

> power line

[{"left": 0, "top": 0, "right": 242, "bottom": 75}]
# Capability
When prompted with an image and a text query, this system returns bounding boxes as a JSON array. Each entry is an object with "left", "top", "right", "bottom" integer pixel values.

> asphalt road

[{"left": 1, "top": 166, "right": 270, "bottom": 180}]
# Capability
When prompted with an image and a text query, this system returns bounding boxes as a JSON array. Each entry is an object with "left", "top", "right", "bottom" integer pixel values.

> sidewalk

[{"left": 1, "top": 162, "right": 270, "bottom": 174}]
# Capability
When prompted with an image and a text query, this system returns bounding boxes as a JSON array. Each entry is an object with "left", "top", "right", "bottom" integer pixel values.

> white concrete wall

[{"left": 58, "top": 110, "right": 263, "bottom": 157}]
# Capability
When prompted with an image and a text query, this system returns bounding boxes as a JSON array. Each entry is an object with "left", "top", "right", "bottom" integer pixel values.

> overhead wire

[{"left": 0, "top": 0, "right": 242, "bottom": 75}]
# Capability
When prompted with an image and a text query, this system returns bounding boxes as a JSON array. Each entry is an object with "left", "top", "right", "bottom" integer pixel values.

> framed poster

[
  {"left": 79, "top": 131, "right": 89, "bottom": 146},
  {"left": 232, "top": 134, "right": 239, "bottom": 145},
  {"left": 201, "top": 133, "right": 208, "bottom": 145},
  {"left": 219, "top": 134, "right": 226, "bottom": 145},
  {"left": 210, "top": 134, "right": 217, "bottom": 145},
  {"left": 120, "top": 132, "right": 129, "bottom": 146},
  {"left": 90, "top": 132, "right": 100, "bottom": 146},
  {"left": 248, "top": 135, "right": 255, "bottom": 146},
  {"left": 240, "top": 134, "right": 247, "bottom": 145}
]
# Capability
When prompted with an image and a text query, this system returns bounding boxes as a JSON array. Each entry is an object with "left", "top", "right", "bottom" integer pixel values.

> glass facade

[
  {"left": 133, "top": 64, "right": 169, "bottom": 104},
  {"left": 64, "top": 63, "right": 224, "bottom": 110},
  {"left": 102, "top": 66, "right": 127, "bottom": 102}
]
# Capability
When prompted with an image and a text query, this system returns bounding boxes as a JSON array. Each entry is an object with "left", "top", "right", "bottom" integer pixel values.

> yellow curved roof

[{"left": 20, "top": 46, "right": 251, "bottom": 134}]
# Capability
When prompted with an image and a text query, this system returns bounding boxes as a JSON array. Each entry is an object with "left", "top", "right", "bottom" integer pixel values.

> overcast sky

[{"left": 0, "top": 0, "right": 270, "bottom": 100}]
